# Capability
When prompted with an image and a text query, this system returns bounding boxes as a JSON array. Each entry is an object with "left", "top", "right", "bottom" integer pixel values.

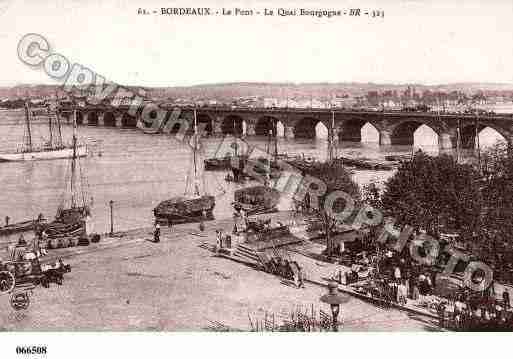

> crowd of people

[
  {"left": 437, "top": 291, "right": 513, "bottom": 331},
  {"left": 338, "top": 241, "right": 513, "bottom": 331}
]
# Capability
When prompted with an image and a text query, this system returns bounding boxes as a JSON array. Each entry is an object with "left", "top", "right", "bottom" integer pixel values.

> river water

[{"left": 0, "top": 109, "right": 503, "bottom": 235}]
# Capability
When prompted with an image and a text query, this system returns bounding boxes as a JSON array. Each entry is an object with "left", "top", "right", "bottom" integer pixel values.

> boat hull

[
  {"left": 154, "top": 195, "right": 215, "bottom": 225},
  {"left": 0, "top": 146, "right": 87, "bottom": 162},
  {"left": 0, "top": 219, "right": 47, "bottom": 236},
  {"left": 233, "top": 185, "right": 280, "bottom": 215}
]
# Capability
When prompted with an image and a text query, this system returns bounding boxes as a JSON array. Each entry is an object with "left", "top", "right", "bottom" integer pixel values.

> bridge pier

[
  {"left": 213, "top": 116, "right": 223, "bottom": 135},
  {"left": 82, "top": 112, "right": 89, "bottom": 125},
  {"left": 284, "top": 126, "right": 295, "bottom": 139},
  {"left": 379, "top": 130, "right": 392, "bottom": 146},
  {"left": 98, "top": 113, "right": 105, "bottom": 126}
]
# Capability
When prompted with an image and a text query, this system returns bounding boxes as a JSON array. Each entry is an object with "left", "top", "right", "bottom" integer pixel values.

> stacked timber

[
  {"left": 0, "top": 218, "right": 47, "bottom": 236},
  {"left": 384, "top": 154, "right": 411, "bottom": 163},
  {"left": 154, "top": 195, "right": 215, "bottom": 225},
  {"left": 245, "top": 222, "right": 291, "bottom": 243},
  {"left": 204, "top": 155, "right": 248, "bottom": 171},
  {"left": 338, "top": 156, "right": 397, "bottom": 171},
  {"left": 233, "top": 186, "right": 280, "bottom": 215}
]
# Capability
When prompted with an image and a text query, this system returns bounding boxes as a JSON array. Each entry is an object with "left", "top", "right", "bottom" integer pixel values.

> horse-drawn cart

[{"left": 0, "top": 254, "right": 71, "bottom": 310}]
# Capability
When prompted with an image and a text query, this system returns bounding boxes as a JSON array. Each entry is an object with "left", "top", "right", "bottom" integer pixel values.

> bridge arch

[
  {"left": 389, "top": 119, "right": 446, "bottom": 147},
  {"left": 87, "top": 112, "right": 99, "bottom": 126},
  {"left": 121, "top": 113, "right": 137, "bottom": 128},
  {"left": 104, "top": 112, "right": 116, "bottom": 127},
  {"left": 460, "top": 122, "right": 510, "bottom": 149},
  {"left": 197, "top": 113, "right": 213, "bottom": 136},
  {"left": 338, "top": 118, "right": 380, "bottom": 143},
  {"left": 276, "top": 120, "right": 284, "bottom": 137},
  {"left": 255, "top": 116, "right": 279, "bottom": 136},
  {"left": 294, "top": 117, "right": 329, "bottom": 139},
  {"left": 221, "top": 115, "right": 244, "bottom": 135}
]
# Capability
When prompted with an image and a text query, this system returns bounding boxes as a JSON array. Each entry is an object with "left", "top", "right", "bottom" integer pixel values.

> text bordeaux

[{"left": 161, "top": 8, "right": 211, "bottom": 16}]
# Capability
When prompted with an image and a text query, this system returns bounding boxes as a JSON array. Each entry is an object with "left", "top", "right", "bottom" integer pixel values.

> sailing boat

[
  {"left": 154, "top": 108, "right": 215, "bottom": 226},
  {"left": 233, "top": 124, "right": 282, "bottom": 215},
  {"left": 0, "top": 101, "right": 87, "bottom": 162},
  {"left": 39, "top": 105, "right": 92, "bottom": 247},
  {"left": 204, "top": 117, "right": 247, "bottom": 172}
]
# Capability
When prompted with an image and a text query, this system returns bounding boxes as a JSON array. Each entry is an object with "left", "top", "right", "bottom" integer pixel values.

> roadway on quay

[{"left": 0, "top": 215, "right": 441, "bottom": 331}]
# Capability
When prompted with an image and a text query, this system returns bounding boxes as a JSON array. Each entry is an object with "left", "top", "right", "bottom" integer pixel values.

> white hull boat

[{"left": 0, "top": 145, "right": 87, "bottom": 162}]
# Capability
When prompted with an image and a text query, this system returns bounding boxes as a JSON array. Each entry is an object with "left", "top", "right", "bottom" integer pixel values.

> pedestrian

[
  {"left": 298, "top": 264, "right": 305, "bottom": 288},
  {"left": 425, "top": 272, "right": 433, "bottom": 295},
  {"left": 394, "top": 265, "right": 401, "bottom": 281},
  {"left": 291, "top": 261, "right": 300, "bottom": 288},
  {"left": 215, "top": 230, "right": 223, "bottom": 253},
  {"left": 153, "top": 223, "right": 160, "bottom": 243},
  {"left": 503, "top": 290, "right": 511, "bottom": 309},
  {"left": 10, "top": 235, "right": 28, "bottom": 261},
  {"left": 411, "top": 277, "right": 420, "bottom": 301},
  {"left": 398, "top": 279, "right": 408, "bottom": 305},
  {"left": 5, "top": 215, "right": 9, "bottom": 226}
]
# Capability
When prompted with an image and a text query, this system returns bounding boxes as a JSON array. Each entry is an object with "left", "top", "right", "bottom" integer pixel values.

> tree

[
  {"left": 300, "top": 160, "right": 360, "bottom": 257},
  {"left": 479, "top": 142, "right": 513, "bottom": 274},
  {"left": 380, "top": 151, "right": 482, "bottom": 239}
]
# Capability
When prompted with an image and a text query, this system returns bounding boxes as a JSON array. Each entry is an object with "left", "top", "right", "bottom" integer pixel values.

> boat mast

[
  {"left": 48, "top": 105, "right": 53, "bottom": 148},
  {"left": 55, "top": 91, "right": 63, "bottom": 148},
  {"left": 273, "top": 118, "right": 278, "bottom": 161},
  {"left": 24, "top": 101, "right": 33, "bottom": 152},
  {"left": 193, "top": 108, "right": 200, "bottom": 197},
  {"left": 328, "top": 109, "right": 335, "bottom": 161},
  {"left": 233, "top": 116, "right": 238, "bottom": 157},
  {"left": 70, "top": 102, "right": 78, "bottom": 208},
  {"left": 475, "top": 108, "right": 481, "bottom": 171},
  {"left": 456, "top": 118, "right": 461, "bottom": 164}
]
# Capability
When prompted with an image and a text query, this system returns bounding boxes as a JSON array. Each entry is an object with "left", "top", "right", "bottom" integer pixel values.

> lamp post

[
  {"left": 109, "top": 200, "right": 114, "bottom": 236},
  {"left": 320, "top": 281, "right": 350, "bottom": 332}
]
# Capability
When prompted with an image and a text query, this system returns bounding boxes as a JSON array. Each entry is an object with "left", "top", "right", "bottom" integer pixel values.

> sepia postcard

[{"left": 0, "top": 0, "right": 512, "bottom": 357}]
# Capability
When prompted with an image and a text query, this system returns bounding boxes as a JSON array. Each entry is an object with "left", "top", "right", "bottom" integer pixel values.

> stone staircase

[{"left": 231, "top": 243, "right": 263, "bottom": 266}]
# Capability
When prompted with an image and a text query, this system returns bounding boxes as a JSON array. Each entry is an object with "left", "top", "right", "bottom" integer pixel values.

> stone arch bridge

[{"left": 57, "top": 105, "right": 513, "bottom": 150}]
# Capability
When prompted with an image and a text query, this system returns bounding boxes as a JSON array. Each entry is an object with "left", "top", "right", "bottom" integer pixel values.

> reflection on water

[{"left": 0, "top": 111, "right": 505, "bottom": 235}]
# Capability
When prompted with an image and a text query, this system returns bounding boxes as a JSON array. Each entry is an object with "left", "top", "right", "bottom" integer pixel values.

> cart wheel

[
  {"left": 10, "top": 292, "right": 30, "bottom": 311},
  {"left": 0, "top": 271, "right": 15, "bottom": 294}
]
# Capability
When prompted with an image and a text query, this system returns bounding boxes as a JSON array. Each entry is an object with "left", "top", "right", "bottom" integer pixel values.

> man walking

[{"left": 154, "top": 223, "right": 161, "bottom": 243}]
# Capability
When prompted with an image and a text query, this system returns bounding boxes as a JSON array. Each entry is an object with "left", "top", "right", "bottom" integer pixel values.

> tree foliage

[
  {"left": 300, "top": 159, "right": 360, "bottom": 256},
  {"left": 478, "top": 142, "right": 513, "bottom": 271},
  {"left": 380, "top": 151, "right": 482, "bottom": 239}
]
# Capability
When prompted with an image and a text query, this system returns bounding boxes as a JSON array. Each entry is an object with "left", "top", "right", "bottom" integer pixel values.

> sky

[{"left": 0, "top": 0, "right": 512, "bottom": 87}]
